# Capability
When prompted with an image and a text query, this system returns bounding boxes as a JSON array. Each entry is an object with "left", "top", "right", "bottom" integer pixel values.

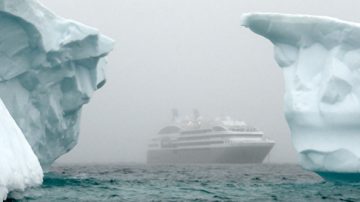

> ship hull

[{"left": 147, "top": 143, "right": 274, "bottom": 164}]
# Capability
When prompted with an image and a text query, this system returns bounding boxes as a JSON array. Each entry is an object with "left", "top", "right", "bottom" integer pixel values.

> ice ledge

[
  {"left": 241, "top": 12, "right": 360, "bottom": 27},
  {"left": 0, "top": 0, "right": 114, "bottom": 52},
  {"left": 241, "top": 12, "right": 360, "bottom": 54}
]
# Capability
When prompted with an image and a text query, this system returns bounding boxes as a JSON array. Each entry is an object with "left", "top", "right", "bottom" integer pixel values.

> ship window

[
  {"left": 230, "top": 127, "right": 258, "bottom": 132},
  {"left": 175, "top": 140, "right": 224, "bottom": 147},
  {"left": 212, "top": 126, "right": 226, "bottom": 131},
  {"left": 158, "top": 126, "right": 181, "bottom": 134},
  {"left": 177, "top": 133, "right": 263, "bottom": 141},
  {"left": 180, "top": 129, "right": 212, "bottom": 135}
]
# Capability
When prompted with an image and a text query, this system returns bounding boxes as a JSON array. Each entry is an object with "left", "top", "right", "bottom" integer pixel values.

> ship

[{"left": 147, "top": 110, "right": 275, "bottom": 164}]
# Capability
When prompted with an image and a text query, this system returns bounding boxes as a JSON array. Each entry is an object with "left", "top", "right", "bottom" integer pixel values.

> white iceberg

[
  {"left": 0, "top": 98, "right": 43, "bottom": 201},
  {"left": 0, "top": 0, "right": 113, "bottom": 172},
  {"left": 242, "top": 13, "right": 360, "bottom": 181},
  {"left": 0, "top": 0, "right": 113, "bottom": 198}
]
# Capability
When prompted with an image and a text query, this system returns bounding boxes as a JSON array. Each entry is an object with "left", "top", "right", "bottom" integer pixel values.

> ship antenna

[
  {"left": 172, "top": 108, "right": 179, "bottom": 122},
  {"left": 193, "top": 109, "right": 200, "bottom": 120}
]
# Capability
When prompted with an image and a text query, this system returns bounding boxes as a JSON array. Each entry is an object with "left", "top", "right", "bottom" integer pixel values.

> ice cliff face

[
  {"left": 242, "top": 13, "right": 360, "bottom": 179},
  {"left": 0, "top": 0, "right": 113, "bottom": 169},
  {"left": 0, "top": 98, "right": 43, "bottom": 201}
]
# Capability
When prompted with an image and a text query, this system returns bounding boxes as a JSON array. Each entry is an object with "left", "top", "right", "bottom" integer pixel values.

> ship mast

[{"left": 171, "top": 108, "right": 179, "bottom": 122}]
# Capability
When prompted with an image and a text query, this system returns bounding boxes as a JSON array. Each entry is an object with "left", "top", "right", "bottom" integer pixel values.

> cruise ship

[{"left": 147, "top": 111, "right": 275, "bottom": 164}]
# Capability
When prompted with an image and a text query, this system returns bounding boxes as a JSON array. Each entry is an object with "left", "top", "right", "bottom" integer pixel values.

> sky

[{"left": 36, "top": 0, "right": 360, "bottom": 164}]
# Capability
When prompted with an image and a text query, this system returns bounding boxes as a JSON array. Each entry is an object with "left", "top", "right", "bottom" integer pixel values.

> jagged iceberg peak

[
  {"left": 242, "top": 13, "right": 360, "bottom": 181},
  {"left": 0, "top": 0, "right": 114, "bottom": 169}
]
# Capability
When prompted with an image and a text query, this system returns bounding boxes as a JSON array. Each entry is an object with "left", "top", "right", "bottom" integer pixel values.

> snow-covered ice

[
  {"left": 242, "top": 13, "right": 360, "bottom": 181},
  {"left": 0, "top": 98, "right": 43, "bottom": 201}
]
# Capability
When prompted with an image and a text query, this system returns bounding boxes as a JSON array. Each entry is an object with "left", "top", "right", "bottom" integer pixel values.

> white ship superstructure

[{"left": 147, "top": 112, "right": 275, "bottom": 164}]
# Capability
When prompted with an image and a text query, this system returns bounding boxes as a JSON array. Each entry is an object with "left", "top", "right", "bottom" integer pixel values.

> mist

[{"left": 35, "top": 0, "right": 360, "bottom": 164}]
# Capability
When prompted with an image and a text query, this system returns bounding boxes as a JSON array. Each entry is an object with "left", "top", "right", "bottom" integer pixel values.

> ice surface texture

[
  {"left": 0, "top": 0, "right": 113, "bottom": 169},
  {"left": 242, "top": 13, "right": 360, "bottom": 177},
  {"left": 0, "top": 98, "right": 43, "bottom": 200}
]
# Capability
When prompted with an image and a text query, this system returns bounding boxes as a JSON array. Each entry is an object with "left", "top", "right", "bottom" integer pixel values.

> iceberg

[
  {"left": 0, "top": 0, "right": 113, "bottom": 172},
  {"left": 0, "top": 1, "right": 114, "bottom": 198},
  {"left": 0, "top": 0, "right": 113, "bottom": 198},
  {"left": 242, "top": 13, "right": 360, "bottom": 182},
  {"left": 0, "top": 98, "right": 43, "bottom": 201}
]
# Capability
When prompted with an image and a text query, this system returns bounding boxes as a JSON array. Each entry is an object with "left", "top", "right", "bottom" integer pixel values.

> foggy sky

[{"left": 37, "top": 0, "right": 360, "bottom": 164}]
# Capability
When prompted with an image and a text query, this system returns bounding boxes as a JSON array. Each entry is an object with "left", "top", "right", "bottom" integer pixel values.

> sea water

[{"left": 12, "top": 164, "right": 360, "bottom": 201}]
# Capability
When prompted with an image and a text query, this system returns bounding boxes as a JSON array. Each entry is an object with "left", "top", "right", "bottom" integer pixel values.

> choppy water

[{"left": 10, "top": 164, "right": 360, "bottom": 201}]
